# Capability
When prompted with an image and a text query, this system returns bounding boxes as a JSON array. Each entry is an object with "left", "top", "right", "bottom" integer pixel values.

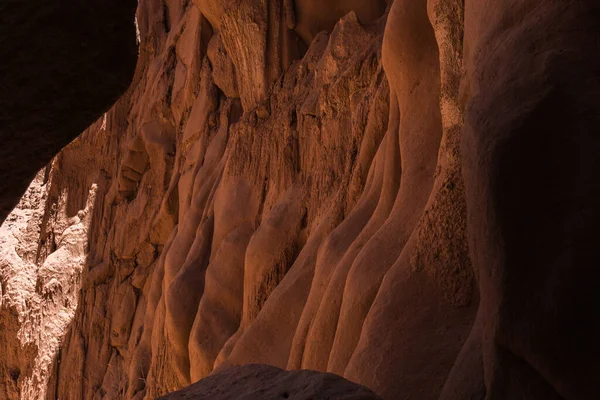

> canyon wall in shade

[
  {"left": 44, "top": 1, "right": 476, "bottom": 398},
  {"left": 1, "top": 0, "right": 599, "bottom": 399}
]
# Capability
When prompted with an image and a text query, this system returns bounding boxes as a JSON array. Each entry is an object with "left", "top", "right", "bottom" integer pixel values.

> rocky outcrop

[
  {"left": 0, "top": 0, "right": 138, "bottom": 223},
  {"left": 158, "top": 364, "right": 382, "bottom": 400},
  {"left": 1, "top": 0, "right": 600, "bottom": 399},
  {"left": 0, "top": 172, "right": 52, "bottom": 399},
  {"left": 43, "top": 3, "right": 403, "bottom": 397},
  {"left": 0, "top": 172, "right": 97, "bottom": 399},
  {"left": 37, "top": 0, "right": 474, "bottom": 396}
]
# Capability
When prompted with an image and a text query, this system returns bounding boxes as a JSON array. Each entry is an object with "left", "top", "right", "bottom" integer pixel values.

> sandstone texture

[
  {"left": 1, "top": 0, "right": 599, "bottom": 399},
  {"left": 0, "top": 172, "right": 97, "bottom": 399}
]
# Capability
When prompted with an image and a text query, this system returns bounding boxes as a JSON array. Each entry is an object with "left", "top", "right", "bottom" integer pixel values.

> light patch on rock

[{"left": 0, "top": 170, "right": 97, "bottom": 400}]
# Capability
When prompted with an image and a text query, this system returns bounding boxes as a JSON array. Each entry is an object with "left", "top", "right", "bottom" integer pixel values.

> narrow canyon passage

[{"left": 1, "top": 0, "right": 599, "bottom": 399}]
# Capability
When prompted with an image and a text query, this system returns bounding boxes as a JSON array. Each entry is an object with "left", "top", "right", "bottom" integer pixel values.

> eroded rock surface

[
  {"left": 158, "top": 364, "right": 382, "bottom": 400},
  {"left": 1, "top": 0, "right": 599, "bottom": 399},
  {"left": 41, "top": 1, "right": 473, "bottom": 397},
  {"left": 0, "top": 172, "right": 97, "bottom": 399}
]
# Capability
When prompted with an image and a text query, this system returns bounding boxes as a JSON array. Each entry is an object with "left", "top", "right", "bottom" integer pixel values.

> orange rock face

[
  {"left": 2, "top": 0, "right": 600, "bottom": 399},
  {"left": 36, "top": 1, "right": 474, "bottom": 397}
]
